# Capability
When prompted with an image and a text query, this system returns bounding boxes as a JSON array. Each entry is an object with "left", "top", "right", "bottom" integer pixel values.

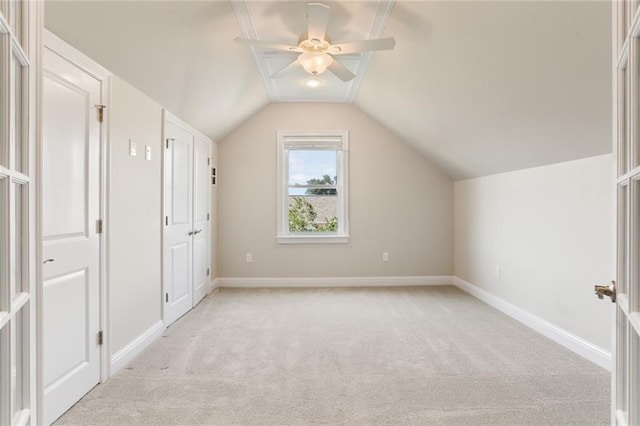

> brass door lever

[{"left": 594, "top": 281, "right": 616, "bottom": 303}]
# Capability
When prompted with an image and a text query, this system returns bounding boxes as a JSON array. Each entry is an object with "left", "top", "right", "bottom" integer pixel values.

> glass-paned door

[
  {"left": 614, "top": 1, "right": 640, "bottom": 425},
  {"left": 0, "top": 0, "right": 34, "bottom": 424}
]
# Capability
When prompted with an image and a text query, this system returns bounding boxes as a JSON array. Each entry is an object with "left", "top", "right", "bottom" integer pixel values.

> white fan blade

[
  {"left": 235, "top": 37, "right": 303, "bottom": 53},
  {"left": 329, "top": 37, "right": 396, "bottom": 55},
  {"left": 271, "top": 60, "right": 301, "bottom": 79},
  {"left": 307, "top": 3, "right": 330, "bottom": 43},
  {"left": 328, "top": 59, "right": 355, "bottom": 82}
]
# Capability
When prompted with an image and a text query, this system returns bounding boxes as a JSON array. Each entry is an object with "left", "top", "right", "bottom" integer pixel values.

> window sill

[{"left": 276, "top": 234, "right": 350, "bottom": 244}]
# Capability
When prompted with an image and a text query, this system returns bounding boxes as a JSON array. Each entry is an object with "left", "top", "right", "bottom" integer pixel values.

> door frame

[
  {"left": 161, "top": 110, "right": 212, "bottom": 327},
  {"left": 611, "top": 4, "right": 618, "bottom": 424},
  {"left": 37, "top": 30, "right": 111, "bottom": 424}
]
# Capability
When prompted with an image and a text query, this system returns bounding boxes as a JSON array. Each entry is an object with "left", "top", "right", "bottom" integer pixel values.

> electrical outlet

[
  {"left": 129, "top": 139, "right": 137, "bottom": 156},
  {"left": 382, "top": 252, "right": 389, "bottom": 262},
  {"left": 145, "top": 145, "right": 151, "bottom": 161},
  {"left": 246, "top": 253, "right": 252, "bottom": 263}
]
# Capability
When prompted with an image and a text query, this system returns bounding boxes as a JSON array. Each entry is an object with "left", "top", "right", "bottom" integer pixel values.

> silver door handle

[
  {"left": 194, "top": 229, "right": 202, "bottom": 234},
  {"left": 187, "top": 230, "right": 195, "bottom": 236},
  {"left": 43, "top": 258, "right": 55, "bottom": 264}
]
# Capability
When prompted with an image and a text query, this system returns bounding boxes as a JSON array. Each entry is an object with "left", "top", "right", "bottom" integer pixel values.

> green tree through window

[
  {"left": 289, "top": 196, "right": 338, "bottom": 232},
  {"left": 305, "top": 175, "right": 337, "bottom": 195}
]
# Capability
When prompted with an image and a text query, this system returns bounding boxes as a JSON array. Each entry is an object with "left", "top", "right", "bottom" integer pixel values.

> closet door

[
  {"left": 192, "top": 135, "right": 210, "bottom": 305},
  {"left": 163, "top": 113, "right": 211, "bottom": 327},
  {"left": 163, "top": 121, "right": 193, "bottom": 326}
]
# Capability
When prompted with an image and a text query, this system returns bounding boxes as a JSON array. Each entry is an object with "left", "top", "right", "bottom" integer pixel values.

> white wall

[
  {"left": 454, "top": 154, "right": 613, "bottom": 351},
  {"left": 109, "top": 76, "right": 163, "bottom": 356},
  {"left": 217, "top": 103, "right": 454, "bottom": 278}
]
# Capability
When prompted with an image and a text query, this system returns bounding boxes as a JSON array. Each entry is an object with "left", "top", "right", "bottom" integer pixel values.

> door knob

[
  {"left": 187, "top": 230, "right": 194, "bottom": 236},
  {"left": 594, "top": 281, "right": 616, "bottom": 303},
  {"left": 194, "top": 229, "right": 202, "bottom": 234}
]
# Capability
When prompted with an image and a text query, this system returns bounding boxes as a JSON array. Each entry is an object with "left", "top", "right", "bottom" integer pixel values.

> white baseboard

[
  {"left": 216, "top": 276, "right": 454, "bottom": 288},
  {"left": 209, "top": 279, "right": 219, "bottom": 293},
  {"left": 453, "top": 277, "right": 611, "bottom": 371},
  {"left": 110, "top": 320, "right": 164, "bottom": 376}
]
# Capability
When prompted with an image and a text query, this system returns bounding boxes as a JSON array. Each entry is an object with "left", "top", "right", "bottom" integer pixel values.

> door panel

[
  {"left": 171, "top": 243, "right": 190, "bottom": 301},
  {"left": 0, "top": 2, "right": 35, "bottom": 424},
  {"left": 163, "top": 122, "right": 193, "bottom": 326},
  {"left": 614, "top": 3, "right": 640, "bottom": 424},
  {"left": 192, "top": 136, "right": 210, "bottom": 304},
  {"left": 42, "top": 46, "right": 102, "bottom": 425},
  {"left": 193, "top": 235, "right": 208, "bottom": 303},
  {"left": 42, "top": 74, "right": 89, "bottom": 239},
  {"left": 43, "top": 269, "right": 89, "bottom": 387},
  {"left": 171, "top": 138, "right": 191, "bottom": 225}
]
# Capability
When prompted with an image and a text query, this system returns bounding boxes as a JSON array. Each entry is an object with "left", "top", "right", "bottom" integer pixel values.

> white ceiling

[{"left": 45, "top": 1, "right": 612, "bottom": 180}]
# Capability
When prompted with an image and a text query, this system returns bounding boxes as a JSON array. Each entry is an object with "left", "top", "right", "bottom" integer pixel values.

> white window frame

[{"left": 276, "top": 130, "right": 349, "bottom": 244}]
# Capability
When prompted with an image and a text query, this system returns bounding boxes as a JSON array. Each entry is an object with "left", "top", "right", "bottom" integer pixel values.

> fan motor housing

[{"left": 298, "top": 34, "right": 332, "bottom": 52}]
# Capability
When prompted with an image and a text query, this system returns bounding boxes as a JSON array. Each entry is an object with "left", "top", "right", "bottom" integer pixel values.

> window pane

[
  {"left": 12, "top": 183, "right": 24, "bottom": 296},
  {"left": 619, "top": 184, "right": 629, "bottom": 295},
  {"left": 288, "top": 192, "right": 338, "bottom": 232},
  {"left": 0, "top": 179, "right": 7, "bottom": 312},
  {"left": 0, "top": 326, "right": 9, "bottom": 425},
  {"left": 618, "top": 310, "right": 629, "bottom": 414},
  {"left": 631, "top": 330, "right": 640, "bottom": 426},
  {"left": 11, "top": 305, "right": 28, "bottom": 421},
  {"left": 288, "top": 150, "right": 337, "bottom": 187},
  {"left": 0, "top": 35, "right": 5, "bottom": 169},
  {"left": 12, "top": 54, "right": 24, "bottom": 173},
  {"left": 619, "top": 1, "right": 628, "bottom": 53},
  {"left": 619, "top": 68, "right": 628, "bottom": 177},
  {"left": 9, "top": 1, "right": 23, "bottom": 45}
]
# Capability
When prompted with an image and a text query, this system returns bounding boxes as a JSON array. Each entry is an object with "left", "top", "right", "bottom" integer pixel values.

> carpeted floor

[{"left": 56, "top": 286, "right": 610, "bottom": 425}]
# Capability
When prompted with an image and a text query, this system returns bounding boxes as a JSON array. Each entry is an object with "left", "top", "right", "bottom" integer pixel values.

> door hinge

[
  {"left": 97, "top": 331, "right": 104, "bottom": 346},
  {"left": 166, "top": 137, "right": 174, "bottom": 149},
  {"left": 165, "top": 216, "right": 168, "bottom": 226},
  {"left": 96, "top": 219, "right": 103, "bottom": 234},
  {"left": 207, "top": 213, "right": 210, "bottom": 221},
  {"left": 165, "top": 293, "right": 168, "bottom": 303},
  {"left": 208, "top": 157, "right": 211, "bottom": 166},
  {"left": 207, "top": 268, "right": 210, "bottom": 276},
  {"left": 95, "top": 104, "right": 106, "bottom": 123}
]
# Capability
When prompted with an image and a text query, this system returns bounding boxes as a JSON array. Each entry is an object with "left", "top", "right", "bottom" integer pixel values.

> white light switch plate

[
  {"left": 129, "top": 139, "right": 137, "bottom": 156},
  {"left": 145, "top": 145, "right": 151, "bottom": 161}
]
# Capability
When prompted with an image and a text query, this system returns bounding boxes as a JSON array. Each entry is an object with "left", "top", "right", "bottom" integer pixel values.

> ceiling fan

[{"left": 235, "top": 2, "right": 396, "bottom": 82}]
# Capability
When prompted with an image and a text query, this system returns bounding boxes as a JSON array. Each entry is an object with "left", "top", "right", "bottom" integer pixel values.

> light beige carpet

[{"left": 56, "top": 286, "right": 610, "bottom": 425}]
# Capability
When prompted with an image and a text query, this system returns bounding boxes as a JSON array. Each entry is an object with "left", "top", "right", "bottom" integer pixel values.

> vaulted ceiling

[{"left": 45, "top": 0, "right": 611, "bottom": 180}]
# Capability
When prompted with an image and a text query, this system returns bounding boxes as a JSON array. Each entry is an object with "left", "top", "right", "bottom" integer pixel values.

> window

[{"left": 276, "top": 131, "right": 349, "bottom": 244}]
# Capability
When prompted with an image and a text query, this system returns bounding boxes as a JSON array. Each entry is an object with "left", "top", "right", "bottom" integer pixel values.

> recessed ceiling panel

[{"left": 232, "top": 0, "right": 395, "bottom": 102}]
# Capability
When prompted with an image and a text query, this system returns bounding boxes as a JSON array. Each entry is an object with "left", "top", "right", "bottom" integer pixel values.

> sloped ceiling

[
  {"left": 45, "top": 0, "right": 270, "bottom": 142},
  {"left": 357, "top": 1, "right": 612, "bottom": 179},
  {"left": 45, "top": 1, "right": 611, "bottom": 180}
]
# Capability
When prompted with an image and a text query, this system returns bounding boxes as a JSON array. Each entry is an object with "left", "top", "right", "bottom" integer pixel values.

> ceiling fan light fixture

[
  {"left": 304, "top": 78, "right": 322, "bottom": 88},
  {"left": 297, "top": 51, "right": 333, "bottom": 76}
]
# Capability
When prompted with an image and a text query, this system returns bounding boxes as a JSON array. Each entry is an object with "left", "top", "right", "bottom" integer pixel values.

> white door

[
  {"left": 163, "top": 114, "right": 211, "bottom": 327},
  {"left": 42, "top": 43, "right": 103, "bottom": 425},
  {"left": 0, "top": 1, "right": 37, "bottom": 424},
  {"left": 611, "top": 3, "right": 639, "bottom": 425},
  {"left": 192, "top": 135, "right": 211, "bottom": 304},
  {"left": 163, "top": 121, "right": 194, "bottom": 326}
]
